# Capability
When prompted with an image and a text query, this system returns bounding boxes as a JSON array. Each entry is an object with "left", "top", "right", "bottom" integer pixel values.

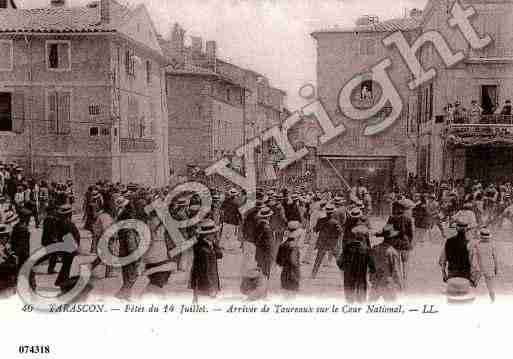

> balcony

[
  {"left": 120, "top": 138, "right": 156, "bottom": 153},
  {"left": 444, "top": 115, "right": 513, "bottom": 147}
]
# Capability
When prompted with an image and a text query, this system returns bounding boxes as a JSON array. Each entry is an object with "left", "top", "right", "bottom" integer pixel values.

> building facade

[
  {"left": 416, "top": 0, "right": 513, "bottom": 184},
  {"left": 311, "top": 14, "right": 421, "bottom": 196},
  {"left": 160, "top": 24, "right": 286, "bottom": 185},
  {"left": 0, "top": 0, "right": 169, "bottom": 201}
]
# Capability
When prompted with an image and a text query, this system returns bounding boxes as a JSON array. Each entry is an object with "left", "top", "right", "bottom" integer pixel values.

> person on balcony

[
  {"left": 445, "top": 103, "right": 454, "bottom": 124},
  {"left": 469, "top": 100, "right": 483, "bottom": 124},
  {"left": 500, "top": 100, "right": 512, "bottom": 117},
  {"left": 453, "top": 101, "right": 463, "bottom": 123}
]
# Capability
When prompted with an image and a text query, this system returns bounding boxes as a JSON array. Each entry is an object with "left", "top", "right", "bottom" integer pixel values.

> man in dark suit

[{"left": 312, "top": 204, "right": 343, "bottom": 279}]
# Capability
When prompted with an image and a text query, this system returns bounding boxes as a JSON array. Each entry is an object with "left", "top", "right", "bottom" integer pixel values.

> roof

[
  {"left": 0, "top": 0, "right": 137, "bottom": 33},
  {"left": 312, "top": 17, "right": 421, "bottom": 36},
  {"left": 0, "top": 6, "right": 110, "bottom": 33}
]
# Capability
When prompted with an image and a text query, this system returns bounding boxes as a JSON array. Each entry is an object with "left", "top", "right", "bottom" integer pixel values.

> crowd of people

[
  {"left": 0, "top": 161, "right": 509, "bottom": 303},
  {"left": 444, "top": 99, "right": 512, "bottom": 124}
]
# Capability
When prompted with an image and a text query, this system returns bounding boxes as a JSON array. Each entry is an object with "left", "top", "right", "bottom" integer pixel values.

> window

[
  {"left": 46, "top": 41, "right": 71, "bottom": 71},
  {"left": 0, "top": 0, "right": 8, "bottom": 8},
  {"left": 360, "top": 80, "right": 373, "bottom": 100},
  {"left": 88, "top": 104, "right": 101, "bottom": 116},
  {"left": 127, "top": 97, "right": 144, "bottom": 138},
  {"left": 359, "top": 38, "right": 376, "bottom": 56},
  {"left": 146, "top": 60, "right": 151, "bottom": 84},
  {"left": 125, "top": 49, "right": 135, "bottom": 76},
  {"left": 47, "top": 91, "right": 71, "bottom": 134},
  {"left": 100, "top": 127, "right": 111, "bottom": 136},
  {"left": 0, "top": 92, "right": 12, "bottom": 131},
  {"left": 0, "top": 92, "right": 24, "bottom": 133},
  {"left": 226, "top": 89, "right": 231, "bottom": 102},
  {"left": 0, "top": 40, "right": 13, "bottom": 71},
  {"left": 89, "top": 127, "right": 99, "bottom": 136}
]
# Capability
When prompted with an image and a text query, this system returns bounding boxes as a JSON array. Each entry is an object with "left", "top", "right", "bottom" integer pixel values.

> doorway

[
  {"left": 465, "top": 146, "right": 513, "bottom": 184},
  {"left": 481, "top": 85, "right": 498, "bottom": 115}
]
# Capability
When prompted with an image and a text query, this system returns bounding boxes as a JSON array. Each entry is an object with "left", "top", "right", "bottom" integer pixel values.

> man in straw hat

[
  {"left": 369, "top": 224, "right": 403, "bottom": 302},
  {"left": 53, "top": 204, "right": 82, "bottom": 293},
  {"left": 219, "top": 188, "right": 242, "bottom": 252},
  {"left": 189, "top": 219, "right": 222, "bottom": 303},
  {"left": 439, "top": 213, "right": 480, "bottom": 288},
  {"left": 338, "top": 225, "right": 375, "bottom": 303},
  {"left": 254, "top": 206, "right": 274, "bottom": 279},
  {"left": 276, "top": 225, "right": 304, "bottom": 297},
  {"left": 311, "top": 203, "right": 343, "bottom": 279},
  {"left": 386, "top": 198, "right": 415, "bottom": 287}
]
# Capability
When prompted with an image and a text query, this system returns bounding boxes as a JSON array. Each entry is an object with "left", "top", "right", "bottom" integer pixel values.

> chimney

[
  {"left": 50, "top": 0, "right": 66, "bottom": 7},
  {"left": 191, "top": 36, "right": 202, "bottom": 57},
  {"left": 170, "top": 23, "right": 185, "bottom": 55},
  {"left": 100, "top": 0, "right": 110, "bottom": 24},
  {"left": 206, "top": 40, "right": 217, "bottom": 68},
  {"left": 409, "top": 8, "right": 423, "bottom": 19}
]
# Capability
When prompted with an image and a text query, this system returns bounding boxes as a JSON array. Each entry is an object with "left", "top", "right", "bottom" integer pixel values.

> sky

[{"left": 20, "top": 0, "right": 427, "bottom": 109}]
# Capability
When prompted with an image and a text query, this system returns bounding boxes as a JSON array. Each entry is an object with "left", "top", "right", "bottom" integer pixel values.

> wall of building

[
  {"left": 0, "top": 34, "right": 113, "bottom": 199},
  {"left": 166, "top": 75, "right": 212, "bottom": 174},
  {"left": 111, "top": 37, "right": 168, "bottom": 187},
  {"left": 314, "top": 30, "right": 418, "bottom": 189}
]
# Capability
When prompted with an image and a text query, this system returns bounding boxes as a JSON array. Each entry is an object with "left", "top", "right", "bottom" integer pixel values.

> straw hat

[
  {"left": 444, "top": 277, "right": 476, "bottom": 303},
  {"left": 0, "top": 224, "right": 10, "bottom": 235},
  {"left": 375, "top": 224, "right": 400, "bottom": 239},
  {"left": 287, "top": 221, "right": 302, "bottom": 231},
  {"left": 324, "top": 203, "right": 336, "bottom": 214},
  {"left": 3, "top": 211, "right": 19, "bottom": 225},
  {"left": 349, "top": 207, "right": 362, "bottom": 218},
  {"left": 287, "top": 228, "right": 304, "bottom": 239},
  {"left": 398, "top": 199, "right": 416, "bottom": 209},
  {"left": 351, "top": 225, "right": 369, "bottom": 236},
  {"left": 196, "top": 219, "right": 220, "bottom": 235},
  {"left": 479, "top": 227, "right": 491, "bottom": 239},
  {"left": 113, "top": 196, "right": 129, "bottom": 209},
  {"left": 56, "top": 204, "right": 73, "bottom": 216},
  {"left": 256, "top": 206, "right": 273, "bottom": 219},
  {"left": 333, "top": 196, "right": 345, "bottom": 205},
  {"left": 228, "top": 188, "right": 239, "bottom": 196},
  {"left": 454, "top": 212, "right": 473, "bottom": 228}
]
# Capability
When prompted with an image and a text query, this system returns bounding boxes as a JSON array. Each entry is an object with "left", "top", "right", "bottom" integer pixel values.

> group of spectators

[{"left": 444, "top": 99, "right": 512, "bottom": 124}]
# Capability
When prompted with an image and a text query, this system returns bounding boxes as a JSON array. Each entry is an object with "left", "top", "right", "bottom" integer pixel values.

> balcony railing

[
  {"left": 449, "top": 114, "right": 513, "bottom": 125},
  {"left": 120, "top": 138, "right": 156, "bottom": 153},
  {"left": 444, "top": 116, "right": 513, "bottom": 146}
]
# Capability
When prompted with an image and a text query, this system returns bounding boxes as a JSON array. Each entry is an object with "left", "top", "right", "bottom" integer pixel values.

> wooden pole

[{"left": 322, "top": 157, "right": 351, "bottom": 191}]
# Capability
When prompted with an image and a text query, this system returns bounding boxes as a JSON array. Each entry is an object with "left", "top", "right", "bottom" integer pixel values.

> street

[{"left": 24, "top": 215, "right": 513, "bottom": 303}]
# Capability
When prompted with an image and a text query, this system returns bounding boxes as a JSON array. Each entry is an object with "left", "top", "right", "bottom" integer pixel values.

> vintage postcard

[{"left": 0, "top": 0, "right": 512, "bottom": 357}]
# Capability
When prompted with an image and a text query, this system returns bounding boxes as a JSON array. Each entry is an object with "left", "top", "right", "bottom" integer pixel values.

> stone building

[
  {"left": 0, "top": 0, "right": 169, "bottom": 201},
  {"left": 159, "top": 24, "right": 286, "bottom": 185},
  {"left": 311, "top": 13, "right": 422, "bottom": 196},
  {"left": 416, "top": 0, "right": 513, "bottom": 184}
]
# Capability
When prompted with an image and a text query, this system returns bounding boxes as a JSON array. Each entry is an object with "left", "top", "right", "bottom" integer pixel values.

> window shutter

[
  {"left": 149, "top": 101, "right": 156, "bottom": 137},
  {"left": 48, "top": 91, "right": 58, "bottom": 133},
  {"left": 11, "top": 92, "right": 25, "bottom": 134},
  {"left": 58, "top": 92, "right": 71, "bottom": 134},
  {"left": 125, "top": 50, "right": 130, "bottom": 74},
  {"left": 58, "top": 43, "right": 70, "bottom": 69},
  {"left": 0, "top": 41, "right": 12, "bottom": 70}
]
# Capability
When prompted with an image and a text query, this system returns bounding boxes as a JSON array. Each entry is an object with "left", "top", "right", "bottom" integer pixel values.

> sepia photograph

[{"left": 0, "top": 0, "right": 512, "bottom": 357}]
